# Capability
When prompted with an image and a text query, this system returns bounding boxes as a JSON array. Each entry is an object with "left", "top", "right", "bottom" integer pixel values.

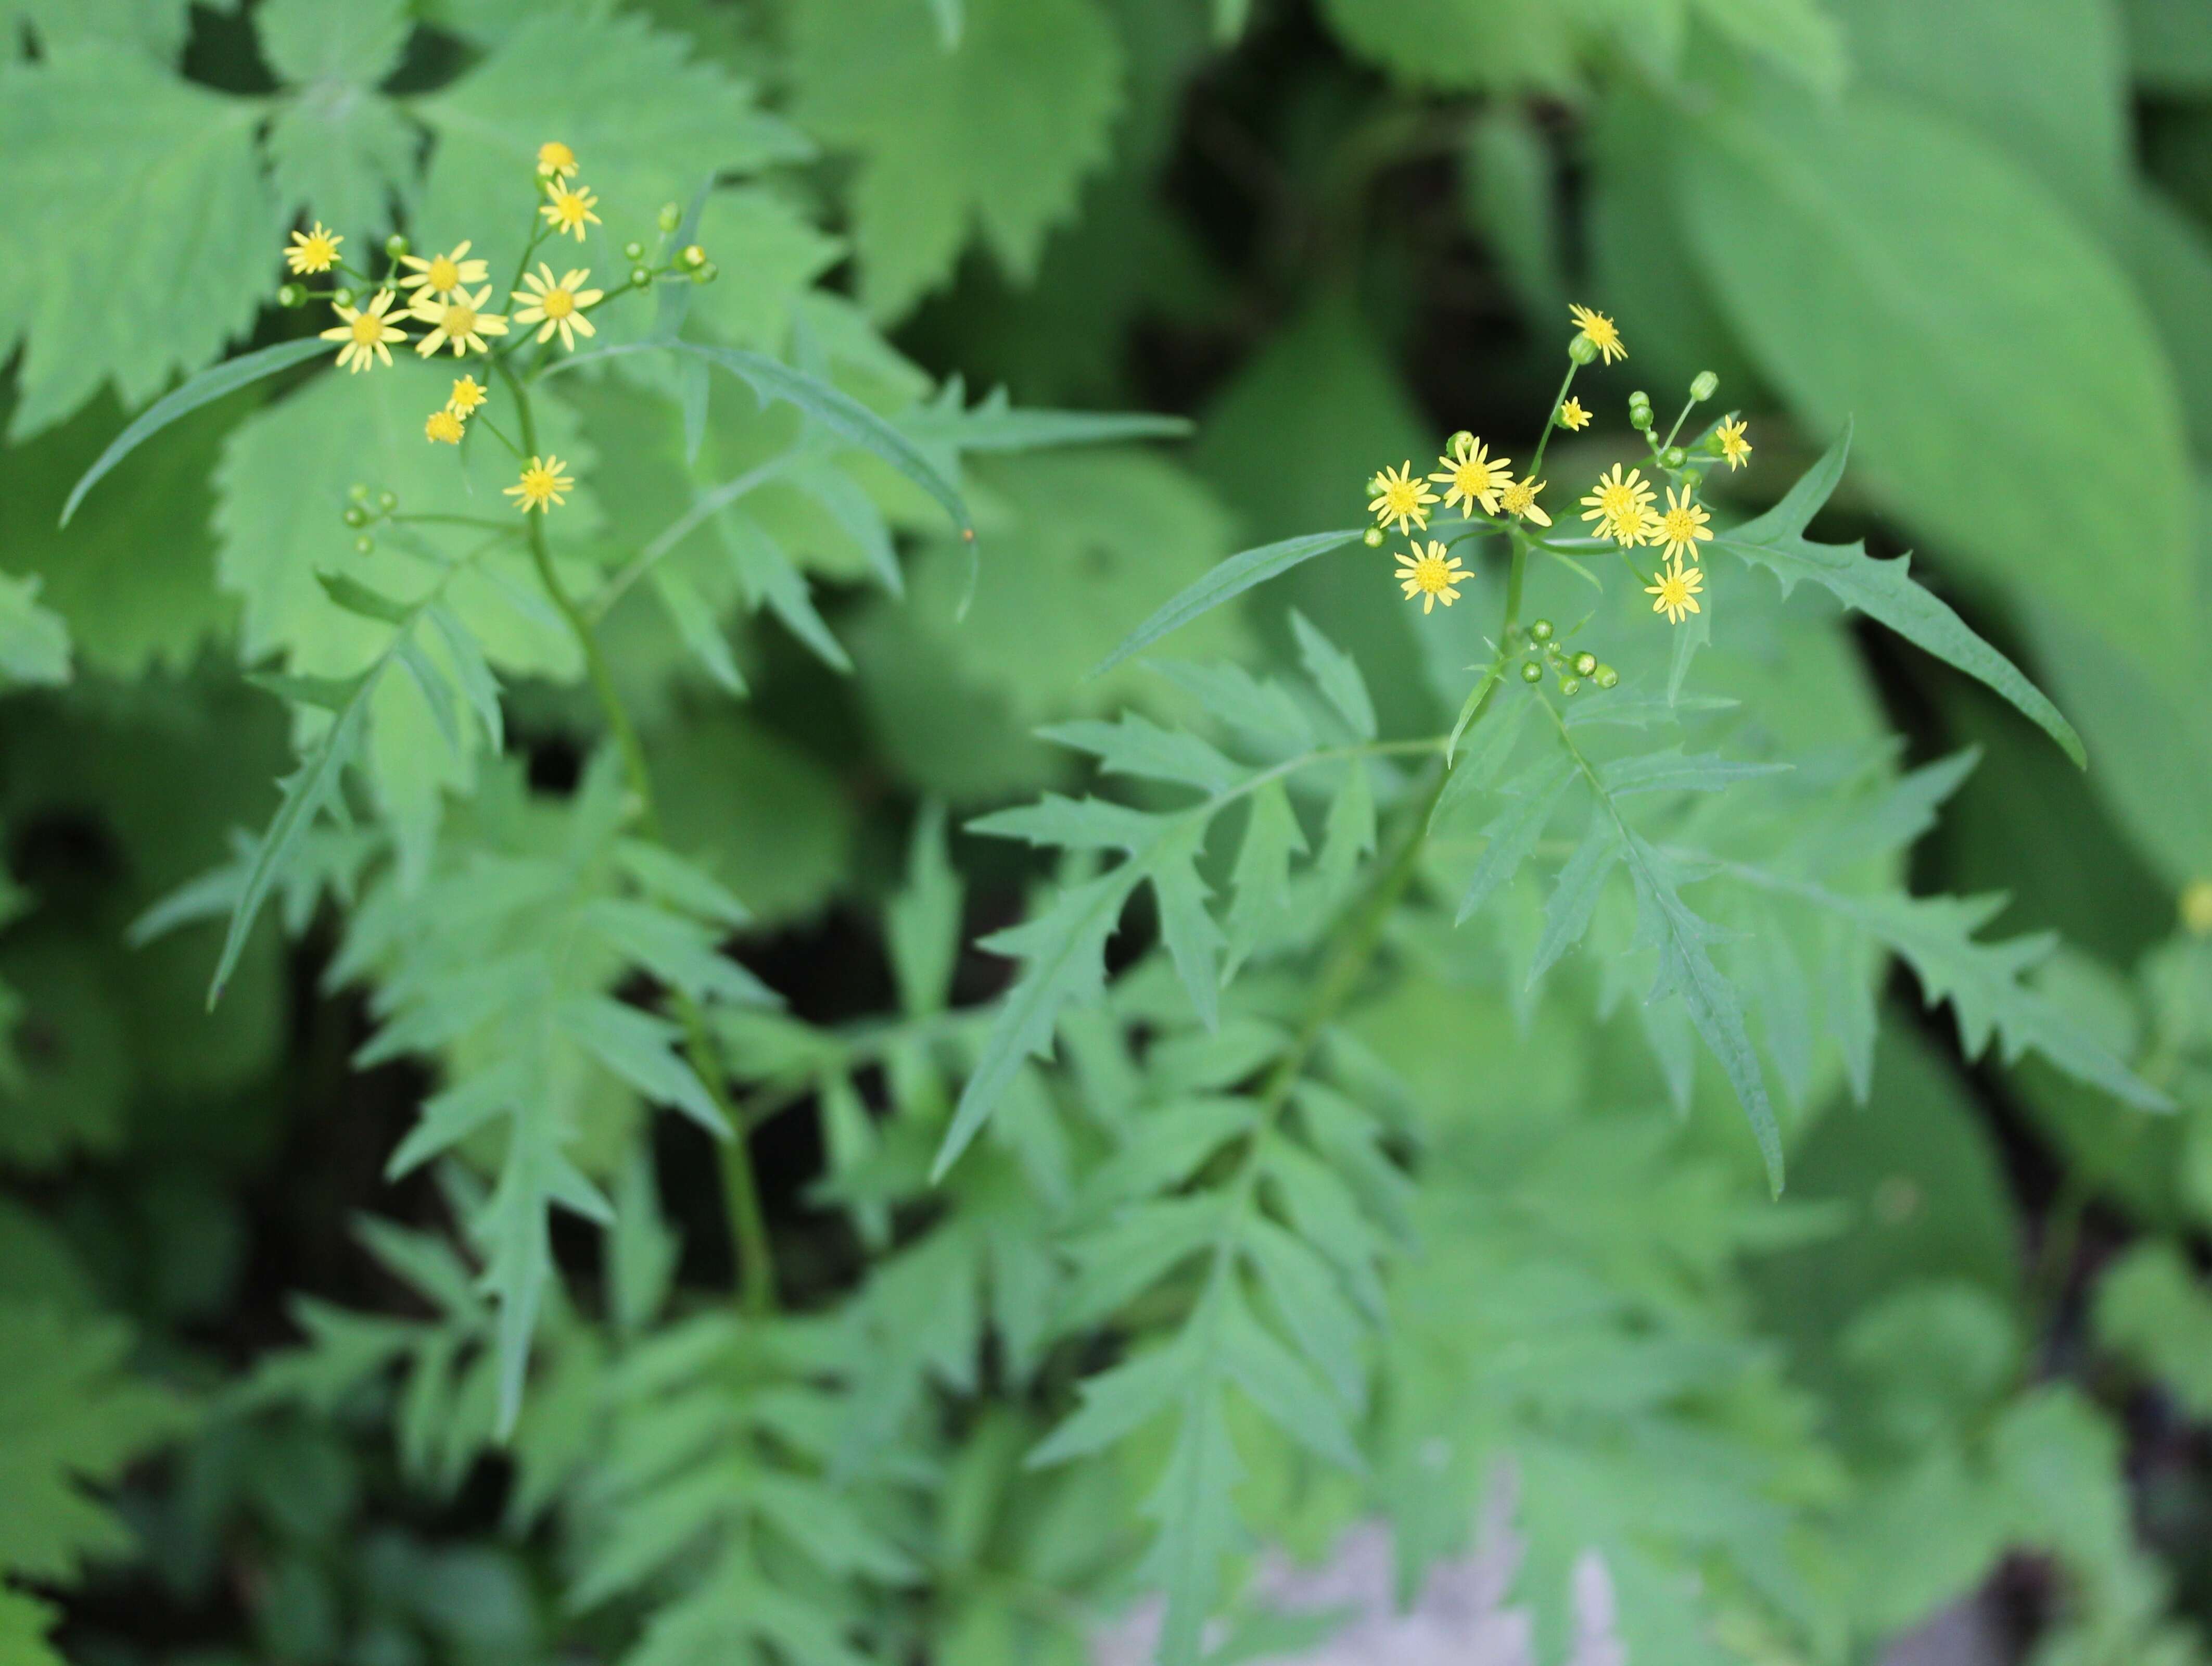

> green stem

[
  {"left": 1525, "top": 360, "right": 1580, "bottom": 485},
  {"left": 499, "top": 360, "right": 779, "bottom": 1317}
]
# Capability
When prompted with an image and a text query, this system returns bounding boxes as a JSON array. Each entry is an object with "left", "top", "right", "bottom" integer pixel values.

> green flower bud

[
  {"left": 1629, "top": 389, "right": 1650, "bottom": 409},
  {"left": 1661, "top": 446, "right": 1686, "bottom": 469},
  {"left": 342, "top": 505, "right": 369, "bottom": 528},
  {"left": 622, "top": 240, "right": 645, "bottom": 261},
  {"left": 1530, "top": 618, "right": 1554, "bottom": 642},
  {"left": 1362, "top": 526, "right": 1385, "bottom": 548},
  {"left": 657, "top": 202, "right": 682, "bottom": 233},
  {"left": 1519, "top": 660, "right": 1544, "bottom": 684},
  {"left": 1559, "top": 675, "right": 1582, "bottom": 697},
  {"left": 1689, "top": 371, "right": 1719, "bottom": 402},
  {"left": 354, "top": 535, "right": 375, "bottom": 556},
  {"left": 385, "top": 233, "right": 409, "bottom": 259},
  {"left": 630, "top": 267, "right": 653, "bottom": 289},
  {"left": 277, "top": 283, "right": 306, "bottom": 309},
  {"left": 348, "top": 483, "right": 372, "bottom": 503},
  {"left": 1567, "top": 334, "right": 1597, "bottom": 367},
  {"left": 331, "top": 286, "right": 355, "bottom": 308},
  {"left": 1573, "top": 651, "right": 1597, "bottom": 677},
  {"left": 694, "top": 261, "right": 718, "bottom": 284},
  {"left": 680, "top": 243, "right": 708, "bottom": 270},
  {"left": 1446, "top": 430, "right": 1473, "bottom": 454},
  {"left": 375, "top": 489, "right": 398, "bottom": 514},
  {"left": 1593, "top": 664, "right": 1619, "bottom": 689}
]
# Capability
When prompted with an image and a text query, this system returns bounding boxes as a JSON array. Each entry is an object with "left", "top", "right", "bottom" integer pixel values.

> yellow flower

[
  {"left": 1498, "top": 475, "right": 1551, "bottom": 527},
  {"left": 286, "top": 222, "right": 343, "bottom": 275},
  {"left": 1651, "top": 486, "right": 1712, "bottom": 564},
  {"left": 504, "top": 454, "right": 576, "bottom": 513},
  {"left": 1367, "top": 461, "right": 1439, "bottom": 535},
  {"left": 537, "top": 141, "right": 578, "bottom": 179},
  {"left": 1568, "top": 304, "right": 1625, "bottom": 365},
  {"left": 425, "top": 408, "right": 466, "bottom": 445},
  {"left": 1429, "top": 434, "right": 1512, "bottom": 517},
  {"left": 511, "top": 263, "right": 605, "bottom": 351},
  {"left": 411, "top": 285, "right": 509, "bottom": 357},
  {"left": 1559, "top": 398, "right": 1591, "bottom": 432},
  {"left": 2183, "top": 878, "right": 2212, "bottom": 937},
  {"left": 541, "top": 183, "right": 601, "bottom": 241},
  {"left": 1716, "top": 415, "right": 1752, "bottom": 471},
  {"left": 398, "top": 239, "right": 489, "bottom": 301},
  {"left": 320, "top": 289, "right": 408, "bottom": 373},
  {"left": 1395, "top": 541, "right": 1468, "bottom": 613},
  {"left": 447, "top": 374, "right": 488, "bottom": 416},
  {"left": 1645, "top": 558, "right": 1705, "bottom": 625},
  {"left": 1580, "top": 463, "right": 1657, "bottom": 547}
]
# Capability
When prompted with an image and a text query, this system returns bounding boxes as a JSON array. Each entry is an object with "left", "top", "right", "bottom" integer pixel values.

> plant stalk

[{"left": 501, "top": 362, "right": 778, "bottom": 1317}]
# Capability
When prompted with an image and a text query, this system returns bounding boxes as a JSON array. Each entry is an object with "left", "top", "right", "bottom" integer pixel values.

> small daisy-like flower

[
  {"left": 320, "top": 289, "right": 408, "bottom": 373},
  {"left": 541, "top": 183, "right": 601, "bottom": 241},
  {"left": 447, "top": 374, "right": 488, "bottom": 416},
  {"left": 425, "top": 408, "right": 466, "bottom": 445},
  {"left": 1498, "top": 475, "right": 1551, "bottom": 527},
  {"left": 1429, "top": 434, "right": 1512, "bottom": 517},
  {"left": 1581, "top": 463, "right": 1657, "bottom": 547},
  {"left": 286, "top": 222, "right": 344, "bottom": 275},
  {"left": 1645, "top": 558, "right": 1705, "bottom": 625},
  {"left": 1715, "top": 416, "right": 1752, "bottom": 471},
  {"left": 504, "top": 454, "right": 576, "bottom": 513},
  {"left": 1651, "top": 486, "right": 1712, "bottom": 564},
  {"left": 511, "top": 263, "right": 605, "bottom": 351},
  {"left": 1568, "top": 304, "right": 1625, "bottom": 364},
  {"left": 1559, "top": 398, "right": 1591, "bottom": 432},
  {"left": 1395, "top": 541, "right": 1468, "bottom": 613},
  {"left": 537, "top": 141, "right": 578, "bottom": 179},
  {"left": 412, "top": 285, "right": 509, "bottom": 357},
  {"left": 398, "top": 239, "right": 489, "bottom": 301},
  {"left": 1368, "top": 462, "right": 1439, "bottom": 535}
]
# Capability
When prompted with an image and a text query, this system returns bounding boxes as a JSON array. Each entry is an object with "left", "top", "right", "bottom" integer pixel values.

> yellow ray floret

[
  {"left": 286, "top": 222, "right": 343, "bottom": 275},
  {"left": 505, "top": 454, "right": 576, "bottom": 513},
  {"left": 1558, "top": 398, "right": 1591, "bottom": 432},
  {"left": 399, "top": 239, "right": 489, "bottom": 301},
  {"left": 412, "top": 285, "right": 509, "bottom": 357},
  {"left": 425, "top": 408, "right": 466, "bottom": 445},
  {"left": 447, "top": 374, "right": 488, "bottom": 416},
  {"left": 1430, "top": 434, "right": 1512, "bottom": 518},
  {"left": 1716, "top": 416, "right": 1752, "bottom": 471},
  {"left": 512, "top": 263, "right": 606, "bottom": 351},
  {"left": 541, "top": 183, "right": 601, "bottom": 241},
  {"left": 1368, "top": 462, "right": 1438, "bottom": 536},
  {"left": 1395, "top": 541, "right": 1468, "bottom": 613},
  {"left": 1497, "top": 475, "right": 1550, "bottom": 527},
  {"left": 1646, "top": 558, "right": 1705, "bottom": 625},
  {"left": 1568, "top": 304, "right": 1625, "bottom": 365},
  {"left": 1580, "top": 463, "right": 1656, "bottom": 547},
  {"left": 321, "top": 289, "right": 408, "bottom": 373},
  {"left": 1651, "top": 486, "right": 1711, "bottom": 565},
  {"left": 537, "top": 141, "right": 578, "bottom": 180}
]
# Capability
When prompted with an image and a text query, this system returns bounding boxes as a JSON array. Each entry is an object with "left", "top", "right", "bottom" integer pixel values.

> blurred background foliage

[{"left": 4, "top": 0, "right": 2212, "bottom": 1662}]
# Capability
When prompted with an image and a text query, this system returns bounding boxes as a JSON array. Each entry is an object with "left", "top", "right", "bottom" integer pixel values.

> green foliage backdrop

[{"left": 4, "top": 1, "right": 2212, "bottom": 1664}]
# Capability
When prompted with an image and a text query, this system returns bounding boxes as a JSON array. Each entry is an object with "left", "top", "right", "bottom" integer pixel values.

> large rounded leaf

[{"left": 1680, "top": 85, "right": 2194, "bottom": 671}]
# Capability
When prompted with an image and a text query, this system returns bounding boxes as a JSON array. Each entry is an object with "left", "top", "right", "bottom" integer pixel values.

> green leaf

[
  {"left": 1, "top": 43, "right": 285, "bottom": 438},
  {"left": 1290, "top": 609, "right": 1377, "bottom": 741},
  {"left": 1719, "top": 425, "right": 2087, "bottom": 766},
  {"left": 557, "top": 995, "right": 730, "bottom": 1139},
  {"left": 789, "top": 0, "right": 1126, "bottom": 319},
  {"left": 59, "top": 338, "right": 327, "bottom": 528},
  {"left": 0, "top": 575, "right": 70, "bottom": 686},
  {"left": 1092, "top": 529, "right": 1368, "bottom": 677},
  {"left": 899, "top": 382, "right": 1191, "bottom": 456},
  {"left": 1681, "top": 83, "right": 2193, "bottom": 671},
  {"left": 1527, "top": 819, "right": 1622, "bottom": 984},
  {"left": 1226, "top": 780, "right": 1306, "bottom": 973},
  {"left": 259, "top": 0, "right": 415, "bottom": 230},
  {"left": 0, "top": 1302, "right": 187, "bottom": 1582},
  {"left": 1042, "top": 713, "right": 1241, "bottom": 795},
  {"left": 2094, "top": 1243, "right": 2212, "bottom": 1418},
  {"left": 1455, "top": 760, "right": 1574, "bottom": 925}
]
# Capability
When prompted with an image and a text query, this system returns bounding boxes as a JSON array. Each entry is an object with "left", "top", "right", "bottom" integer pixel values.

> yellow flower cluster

[
  {"left": 425, "top": 374, "right": 487, "bottom": 445},
  {"left": 285, "top": 142, "right": 617, "bottom": 379}
]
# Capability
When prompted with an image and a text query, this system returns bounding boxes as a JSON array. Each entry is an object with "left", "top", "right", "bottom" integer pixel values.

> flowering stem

[
  {"left": 472, "top": 412, "right": 526, "bottom": 460},
  {"left": 499, "top": 361, "right": 779, "bottom": 1318},
  {"left": 1661, "top": 396, "right": 1697, "bottom": 453},
  {"left": 1525, "top": 361, "right": 1580, "bottom": 484}
]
